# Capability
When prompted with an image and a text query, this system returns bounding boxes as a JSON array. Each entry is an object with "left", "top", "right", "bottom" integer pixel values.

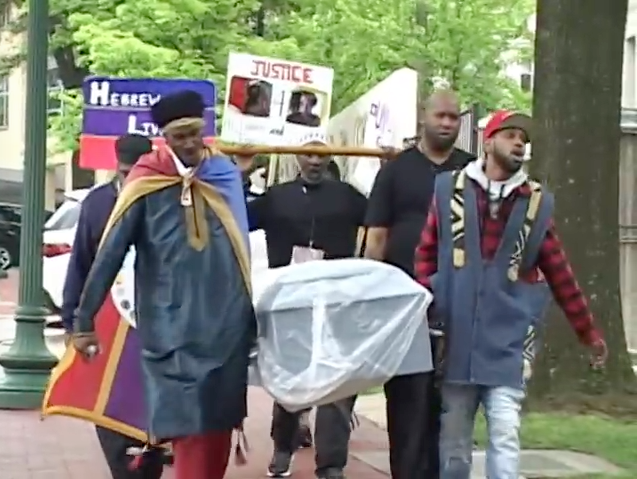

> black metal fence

[{"left": 455, "top": 104, "right": 480, "bottom": 155}]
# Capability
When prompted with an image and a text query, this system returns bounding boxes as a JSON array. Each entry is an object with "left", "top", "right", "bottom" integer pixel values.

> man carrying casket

[
  {"left": 365, "top": 90, "right": 474, "bottom": 479},
  {"left": 71, "top": 90, "right": 256, "bottom": 479},
  {"left": 242, "top": 131, "right": 367, "bottom": 479}
]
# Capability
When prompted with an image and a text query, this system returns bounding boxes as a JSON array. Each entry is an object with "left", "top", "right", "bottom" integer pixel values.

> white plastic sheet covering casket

[
  {"left": 108, "top": 237, "right": 434, "bottom": 412},
  {"left": 251, "top": 258, "right": 434, "bottom": 412}
]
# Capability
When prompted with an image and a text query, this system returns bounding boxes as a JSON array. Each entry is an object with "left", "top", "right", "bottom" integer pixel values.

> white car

[
  {"left": 42, "top": 188, "right": 90, "bottom": 315},
  {"left": 41, "top": 187, "right": 270, "bottom": 317}
]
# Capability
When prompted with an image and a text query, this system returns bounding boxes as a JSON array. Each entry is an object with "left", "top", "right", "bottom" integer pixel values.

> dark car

[
  {"left": 0, "top": 203, "right": 21, "bottom": 270},
  {"left": 0, "top": 203, "right": 55, "bottom": 270}
]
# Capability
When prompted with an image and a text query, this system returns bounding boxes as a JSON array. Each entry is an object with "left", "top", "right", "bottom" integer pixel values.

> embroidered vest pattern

[{"left": 446, "top": 171, "right": 547, "bottom": 377}]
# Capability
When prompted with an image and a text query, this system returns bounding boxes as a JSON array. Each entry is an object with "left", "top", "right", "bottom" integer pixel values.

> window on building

[
  {"left": 520, "top": 73, "right": 532, "bottom": 92},
  {"left": 0, "top": 76, "right": 8, "bottom": 129},
  {"left": 0, "top": 3, "right": 10, "bottom": 29},
  {"left": 47, "top": 66, "right": 63, "bottom": 116},
  {"left": 625, "top": 36, "right": 636, "bottom": 107}
]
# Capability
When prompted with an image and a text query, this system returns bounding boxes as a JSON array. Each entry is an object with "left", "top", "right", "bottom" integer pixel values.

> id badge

[{"left": 291, "top": 246, "right": 325, "bottom": 264}]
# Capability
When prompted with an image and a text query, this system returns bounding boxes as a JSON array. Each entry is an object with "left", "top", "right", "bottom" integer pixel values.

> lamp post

[{"left": 0, "top": 0, "right": 58, "bottom": 409}]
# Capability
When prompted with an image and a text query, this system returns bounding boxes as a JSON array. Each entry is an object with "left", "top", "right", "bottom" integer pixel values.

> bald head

[
  {"left": 421, "top": 90, "right": 461, "bottom": 153},
  {"left": 423, "top": 90, "right": 460, "bottom": 112}
]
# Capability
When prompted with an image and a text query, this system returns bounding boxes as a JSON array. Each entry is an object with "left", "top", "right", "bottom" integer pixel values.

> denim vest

[{"left": 431, "top": 171, "right": 554, "bottom": 389}]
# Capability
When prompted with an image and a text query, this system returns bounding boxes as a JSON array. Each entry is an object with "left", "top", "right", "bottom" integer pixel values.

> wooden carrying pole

[{"left": 215, "top": 144, "right": 400, "bottom": 159}]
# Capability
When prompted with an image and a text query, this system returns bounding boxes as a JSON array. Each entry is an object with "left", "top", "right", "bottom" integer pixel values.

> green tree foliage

[
  {"left": 0, "top": 0, "right": 534, "bottom": 150},
  {"left": 412, "top": 0, "right": 534, "bottom": 110}
]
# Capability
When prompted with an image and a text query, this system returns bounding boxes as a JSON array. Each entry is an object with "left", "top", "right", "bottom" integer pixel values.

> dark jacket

[
  {"left": 61, "top": 182, "right": 118, "bottom": 332},
  {"left": 73, "top": 180, "right": 254, "bottom": 440}
]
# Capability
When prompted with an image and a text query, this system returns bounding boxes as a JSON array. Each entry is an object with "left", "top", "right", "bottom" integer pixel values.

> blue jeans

[{"left": 439, "top": 384, "right": 525, "bottom": 479}]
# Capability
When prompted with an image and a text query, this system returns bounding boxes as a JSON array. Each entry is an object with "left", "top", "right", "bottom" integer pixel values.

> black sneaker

[
  {"left": 163, "top": 447, "right": 174, "bottom": 465},
  {"left": 317, "top": 468, "right": 345, "bottom": 479},
  {"left": 298, "top": 423, "right": 313, "bottom": 449},
  {"left": 267, "top": 450, "right": 293, "bottom": 477}
]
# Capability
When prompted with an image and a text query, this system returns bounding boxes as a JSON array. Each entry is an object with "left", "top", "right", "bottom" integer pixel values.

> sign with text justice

[
  {"left": 79, "top": 77, "right": 216, "bottom": 170},
  {"left": 221, "top": 52, "right": 334, "bottom": 146}
]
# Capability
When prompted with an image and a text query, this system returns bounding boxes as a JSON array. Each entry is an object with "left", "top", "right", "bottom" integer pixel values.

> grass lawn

[
  {"left": 473, "top": 412, "right": 637, "bottom": 478},
  {"left": 361, "top": 386, "right": 384, "bottom": 395}
]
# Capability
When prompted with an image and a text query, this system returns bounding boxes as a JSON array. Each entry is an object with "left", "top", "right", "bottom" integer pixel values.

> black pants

[
  {"left": 384, "top": 349, "right": 441, "bottom": 479},
  {"left": 96, "top": 426, "right": 164, "bottom": 479},
  {"left": 269, "top": 405, "right": 312, "bottom": 447},
  {"left": 271, "top": 396, "right": 357, "bottom": 475}
]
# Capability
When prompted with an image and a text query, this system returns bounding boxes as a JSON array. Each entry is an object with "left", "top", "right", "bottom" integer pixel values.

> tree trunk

[
  {"left": 529, "top": 0, "right": 635, "bottom": 403},
  {"left": 70, "top": 150, "right": 94, "bottom": 189},
  {"left": 52, "top": 47, "right": 88, "bottom": 89}
]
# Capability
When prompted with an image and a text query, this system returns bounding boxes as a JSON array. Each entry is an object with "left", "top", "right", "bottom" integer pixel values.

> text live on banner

[
  {"left": 221, "top": 52, "right": 334, "bottom": 146},
  {"left": 79, "top": 77, "right": 216, "bottom": 170}
]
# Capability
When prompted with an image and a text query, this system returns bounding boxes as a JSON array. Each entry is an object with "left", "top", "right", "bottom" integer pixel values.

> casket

[
  {"left": 107, "top": 245, "right": 434, "bottom": 413},
  {"left": 252, "top": 259, "right": 434, "bottom": 412}
]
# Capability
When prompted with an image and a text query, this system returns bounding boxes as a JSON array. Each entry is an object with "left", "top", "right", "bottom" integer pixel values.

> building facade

[
  {"left": 623, "top": 1, "right": 637, "bottom": 108},
  {"left": 0, "top": 3, "right": 71, "bottom": 210}
]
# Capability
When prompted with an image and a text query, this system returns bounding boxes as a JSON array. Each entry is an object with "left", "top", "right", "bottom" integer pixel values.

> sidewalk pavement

[
  {"left": 0, "top": 310, "right": 390, "bottom": 479},
  {"left": 0, "top": 268, "right": 624, "bottom": 478},
  {"left": 353, "top": 394, "right": 624, "bottom": 479},
  {"left": 5, "top": 385, "right": 621, "bottom": 479},
  {"left": 0, "top": 388, "right": 389, "bottom": 479}
]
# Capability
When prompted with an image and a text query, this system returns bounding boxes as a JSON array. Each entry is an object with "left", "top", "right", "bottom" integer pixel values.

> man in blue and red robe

[{"left": 71, "top": 90, "right": 256, "bottom": 479}]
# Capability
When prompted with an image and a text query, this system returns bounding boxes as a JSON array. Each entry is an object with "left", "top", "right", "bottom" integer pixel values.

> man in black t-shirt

[
  {"left": 364, "top": 90, "right": 474, "bottom": 479},
  {"left": 243, "top": 132, "right": 367, "bottom": 479}
]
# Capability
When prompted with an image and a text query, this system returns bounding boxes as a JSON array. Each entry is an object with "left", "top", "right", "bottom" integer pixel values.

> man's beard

[
  {"left": 304, "top": 172, "right": 323, "bottom": 183},
  {"left": 300, "top": 167, "right": 325, "bottom": 184},
  {"left": 493, "top": 148, "right": 524, "bottom": 174},
  {"left": 424, "top": 129, "right": 458, "bottom": 151}
]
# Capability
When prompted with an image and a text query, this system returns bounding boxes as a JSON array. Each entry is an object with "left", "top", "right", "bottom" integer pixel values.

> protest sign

[
  {"left": 326, "top": 68, "right": 418, "bottom": 195},
  {"left": 79, "top": 77, "right": 216, "bottom": 170},
  {"left": 221, "top": 53, "right": 334, "bottom": 146}
]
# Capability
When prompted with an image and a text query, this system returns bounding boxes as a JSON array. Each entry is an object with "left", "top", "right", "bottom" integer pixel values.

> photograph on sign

[
  {"left": 221, "top": 53, "right": 334, "bottom": 145},
  {"left": 79, "top": 77, "right": 216, "bottom": 170}
]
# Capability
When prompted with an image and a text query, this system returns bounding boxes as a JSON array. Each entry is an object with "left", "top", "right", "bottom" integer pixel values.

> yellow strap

[
  {"left": 525, "top": 181, "right": 543, "bottom": 227},
  {"left": 451, "top": 171, "right": 466, "bottom": 267},
  {"left": 354, "top": 227, "right": 367, "bottom": 257},
  {"left": 507, "top": 181, "right": 543, "bottom": 281}
]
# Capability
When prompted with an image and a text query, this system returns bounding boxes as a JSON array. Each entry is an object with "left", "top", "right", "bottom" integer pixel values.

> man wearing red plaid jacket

[{"left": 413, "top": 110, "right": 608, "bottom": 479}]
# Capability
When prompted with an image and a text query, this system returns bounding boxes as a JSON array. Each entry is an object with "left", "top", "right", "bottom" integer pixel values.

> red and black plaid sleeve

[
  {"left": 414, "top": 201, "right": 439, "bottom": 290},
  {"left": 537, "top": 219, "right": 603, "bottom": 346}
]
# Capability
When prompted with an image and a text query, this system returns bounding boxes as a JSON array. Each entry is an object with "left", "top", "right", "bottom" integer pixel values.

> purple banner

[
  {"left": 82, "top": 77, "right": 217, "bottom": 138},
  {"left": 103, "top": 329, "right": 146, "bottom": 430}
]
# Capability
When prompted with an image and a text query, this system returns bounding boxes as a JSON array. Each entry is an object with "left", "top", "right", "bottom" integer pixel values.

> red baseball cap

[{"left": 483, "top": 110, "right": 532, "bottom": 142}]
